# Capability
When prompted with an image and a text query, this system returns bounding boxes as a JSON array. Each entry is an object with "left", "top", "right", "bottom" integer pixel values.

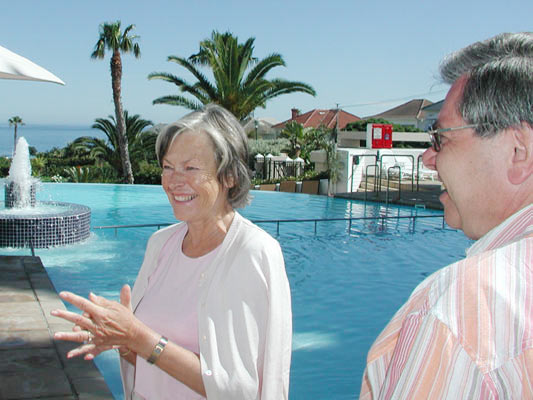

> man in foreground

[{"left": 360, "top": 32, "right": 533, "bottom": 399}]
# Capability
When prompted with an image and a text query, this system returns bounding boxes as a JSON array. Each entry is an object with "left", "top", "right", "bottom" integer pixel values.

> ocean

[{"left": 0, "top": 124, "right": 106, "bottom": 157}]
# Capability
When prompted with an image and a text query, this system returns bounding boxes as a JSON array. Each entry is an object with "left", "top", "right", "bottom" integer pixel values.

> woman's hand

[{"left": 51, "top": 285, "right": 139, "bottom": 358}]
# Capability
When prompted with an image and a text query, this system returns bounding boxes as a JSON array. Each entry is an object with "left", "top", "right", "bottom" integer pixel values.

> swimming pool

[{"left": 5, "top": 183, "right": 472, "bottom": 399}]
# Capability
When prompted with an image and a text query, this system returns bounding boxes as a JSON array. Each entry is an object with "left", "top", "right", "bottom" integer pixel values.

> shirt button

[
  {"left": 205, "top": 370, "right": 212, "bottom": 376},
  {"left": 203, "top": 335, "right": 207, "bottom": 341}
]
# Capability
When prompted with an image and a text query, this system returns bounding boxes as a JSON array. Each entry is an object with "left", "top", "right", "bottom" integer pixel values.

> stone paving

[{"left": 0, "top": 255, "right": 114, "bottom": 399}]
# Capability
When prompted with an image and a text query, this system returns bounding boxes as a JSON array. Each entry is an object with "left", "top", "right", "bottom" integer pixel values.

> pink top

[{"left": 133, "top": 224, "right": 219, "bottom": 400}]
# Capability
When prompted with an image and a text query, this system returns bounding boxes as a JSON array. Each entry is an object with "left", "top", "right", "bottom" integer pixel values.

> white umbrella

[{"left": 0, "top": 45, "right": 64, "bottom": 85}]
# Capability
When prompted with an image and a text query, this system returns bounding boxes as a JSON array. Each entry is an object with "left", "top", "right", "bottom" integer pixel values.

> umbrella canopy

[{"left": 0, "top": 45, "right": 64, "bottom": 85}]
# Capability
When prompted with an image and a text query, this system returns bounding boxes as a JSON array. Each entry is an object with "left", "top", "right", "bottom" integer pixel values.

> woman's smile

[{"left": 173, "top": 194, "right": 198, "bottom": 202}]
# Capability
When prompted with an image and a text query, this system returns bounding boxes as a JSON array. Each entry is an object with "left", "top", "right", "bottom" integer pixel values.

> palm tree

[
  {"left": 280, "top": 121, "right": 309, "bottom": 159},
  {"left": 148, "top": 31, "right": 316, "bottom": 121},
  {"left": 8, "top": 116, "right": 24, "bottom": 153},
  {"left": 73, "top": 111, "right": 154, "bottom": 178},
  {"left": 91, "top": 20, "right": 141, "bottom": 184}
]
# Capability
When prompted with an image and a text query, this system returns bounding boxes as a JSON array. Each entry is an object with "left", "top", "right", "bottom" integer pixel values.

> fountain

[{"left": 0, "top": 137, "right": 91, "bottom": 248}]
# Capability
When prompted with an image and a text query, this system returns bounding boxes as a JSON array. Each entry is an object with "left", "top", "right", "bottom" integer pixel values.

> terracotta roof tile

[{"left": 274, "top": 109, "right": 361, "bottom": 130}]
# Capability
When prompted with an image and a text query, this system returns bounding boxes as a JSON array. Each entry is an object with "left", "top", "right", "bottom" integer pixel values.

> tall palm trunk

[
  {"left": 13, "top": 124, "right": 17, "bottom": 152},
  {"left": 110, "top": 50, "right": 134, "bottom": 184}
]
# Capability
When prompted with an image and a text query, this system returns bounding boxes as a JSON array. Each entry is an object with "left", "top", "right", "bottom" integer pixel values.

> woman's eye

[{"left": 186, "top": 166, "right": 198, "bottom": 171}]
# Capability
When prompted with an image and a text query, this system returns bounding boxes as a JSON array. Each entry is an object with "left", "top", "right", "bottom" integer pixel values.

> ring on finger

[{"left": 85, "top": 331, "right": 94, "bottom": 344}]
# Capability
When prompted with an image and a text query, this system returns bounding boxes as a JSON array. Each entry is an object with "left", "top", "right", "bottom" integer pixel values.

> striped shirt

[{"left": 360, "top": 205, "right": 533, "bottom": 399}]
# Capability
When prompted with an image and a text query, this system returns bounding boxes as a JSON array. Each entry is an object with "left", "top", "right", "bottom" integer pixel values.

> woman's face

[{"left": 161, "top": 129, "right": 232, "bottom": 225}]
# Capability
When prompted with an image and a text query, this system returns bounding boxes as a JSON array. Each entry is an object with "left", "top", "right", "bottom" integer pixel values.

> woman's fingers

[
  {"left": 51, "top": 289, "right": 135, "bottom": 347},
  {"left": 59, "top": 291, "right": 101, "bottom": 315},
  {"left": 67, "top": 343, "right": 113, "bottom": 359},
  {"left": 54, "top": 329, "right": 92, "bottom": 343},
  {"left": 50, "top": 308, "right": 95, "bottom": 331},
  {"left": 120, "top": 284, "right": 132, "bottom": 311}
]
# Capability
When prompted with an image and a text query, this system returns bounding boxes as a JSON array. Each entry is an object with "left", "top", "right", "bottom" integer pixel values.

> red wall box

[{"left": 370, "top": 124, "right": 393, "bottom": 148}]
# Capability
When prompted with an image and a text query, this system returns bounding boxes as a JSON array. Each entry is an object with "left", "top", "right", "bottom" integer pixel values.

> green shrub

[
  {"left": 248, "top": 139, "right": 290, "bottom": 158},
  {"left": 64, "top": 166, "right": 93, "bottom": 183},
  {"left": 134, "top": 161, "right": 161, "bottom": 185},
  {"left": 345, "top": 118, "right": 422, "bottom": 132},
  {"left": 0, "top": 157, "right": 11, "bottom": 177}
]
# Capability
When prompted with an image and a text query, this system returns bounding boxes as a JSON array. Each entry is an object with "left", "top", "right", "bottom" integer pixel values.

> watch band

[{"left": 147, "top": 336, "right": 168, "bottom": 364}]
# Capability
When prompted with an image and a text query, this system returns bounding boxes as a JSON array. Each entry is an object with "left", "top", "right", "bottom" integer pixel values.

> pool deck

[
  {"left": 0, "top": 255, "right": 114, "bottom": 399},
  {"left": 335, "top": 179, "right": 444, "bottom": 210}
]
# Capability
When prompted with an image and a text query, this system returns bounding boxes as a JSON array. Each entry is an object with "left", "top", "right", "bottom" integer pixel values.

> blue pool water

[{"left": 5, "top": 183, "right": 472, "bottom": 399}]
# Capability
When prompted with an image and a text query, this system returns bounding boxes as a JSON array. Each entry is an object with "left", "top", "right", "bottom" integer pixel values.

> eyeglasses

[{"left": 426, "top": 124, "right": 479, "bottom": 152}]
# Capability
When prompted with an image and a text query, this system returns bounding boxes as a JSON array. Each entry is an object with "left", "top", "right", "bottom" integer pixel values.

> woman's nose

[{"left": 164, "top": 169, "right": 185, "bottom": 186}]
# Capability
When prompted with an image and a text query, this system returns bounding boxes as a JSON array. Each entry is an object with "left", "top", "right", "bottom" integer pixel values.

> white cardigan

[{"left": 120, "top": 212, "right": 292, "bottom": 399}]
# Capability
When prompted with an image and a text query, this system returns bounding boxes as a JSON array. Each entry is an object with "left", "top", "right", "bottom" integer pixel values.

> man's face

[{"left": 422, "top": 76, "right": 510, "bottom": 240}]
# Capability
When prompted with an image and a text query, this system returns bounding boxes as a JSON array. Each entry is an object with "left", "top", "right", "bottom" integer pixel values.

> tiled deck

[{"left": 0, "top": 255, "right": 114, "bottom": 399}]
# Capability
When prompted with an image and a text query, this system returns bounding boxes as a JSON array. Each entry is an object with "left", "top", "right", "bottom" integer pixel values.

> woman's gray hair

[
  {"left": 156, "top": 104, "right": 251, "bottom": 208},
  {"left": 439, "top": 32, "right": 533, "bottom": 137}
]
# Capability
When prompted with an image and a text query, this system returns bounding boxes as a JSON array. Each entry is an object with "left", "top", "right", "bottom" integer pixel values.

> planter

[{"left": 319, "top": 179, "right": 329, "bottom": 195}]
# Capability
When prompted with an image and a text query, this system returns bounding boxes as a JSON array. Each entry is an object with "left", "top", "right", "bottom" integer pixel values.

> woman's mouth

[{"left": 173, "top": 194, "right": 197, "bottom": 202}]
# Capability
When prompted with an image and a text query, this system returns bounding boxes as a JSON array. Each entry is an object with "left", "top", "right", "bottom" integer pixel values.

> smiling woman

[{"left": 51, "top": 104, "right": 293, "bottom": 400}]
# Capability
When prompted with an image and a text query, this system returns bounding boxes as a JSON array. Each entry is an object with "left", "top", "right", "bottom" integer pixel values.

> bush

[
  {"left": 134, "top": 161, "right": 162, "bottom": 185},
  {"left": 64, "top": 166, "right": 93, "bottom": 183},
  {"left": 345, "top": 118, "right": 422, "bottom": 133},
  {"left": 248, "top": 139, "right": 290, "bottom": 158},
  {"left": 0, "top": 157, "right": 11, "bottom": 177}
]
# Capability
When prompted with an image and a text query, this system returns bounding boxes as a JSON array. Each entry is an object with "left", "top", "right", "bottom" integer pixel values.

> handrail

[
  {"left": 416, "top": 154, "right": 424, "bottom": 191},
  {"left": 364, "top": 164, "right": 380, "bottom": 202},
  {"left": 378, "top": 154, "right": 398, "bottom": 192},
  {"left": 395, "top": 154, "right": 415, "bottom": 191},
  {"left": 386, "top": 166, "right": 401, "bottom": 206},
  {"left": 93, "top": 214, "right": 445, "bottom": 236},
  {"left": 351, "top": 154, "right": 378, "bottom": 194}
]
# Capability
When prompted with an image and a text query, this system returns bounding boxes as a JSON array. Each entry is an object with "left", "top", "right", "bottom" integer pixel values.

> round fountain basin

[{"left": 0, "top": 201, "right": 91, "bottom": 248}]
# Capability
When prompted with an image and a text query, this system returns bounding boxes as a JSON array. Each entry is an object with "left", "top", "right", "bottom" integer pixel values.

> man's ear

[{"left": 508, "top": 122, "right": 533, "bottom": 185}]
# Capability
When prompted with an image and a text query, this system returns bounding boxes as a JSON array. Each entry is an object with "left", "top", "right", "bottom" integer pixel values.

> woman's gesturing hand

[{"left": 51, "top": 284, "right": 139, "bottom": 359}]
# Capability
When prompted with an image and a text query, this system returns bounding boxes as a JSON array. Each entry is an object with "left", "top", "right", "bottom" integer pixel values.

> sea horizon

[{"left": 0, "top": 124, "right": 106, "bottom": 157}]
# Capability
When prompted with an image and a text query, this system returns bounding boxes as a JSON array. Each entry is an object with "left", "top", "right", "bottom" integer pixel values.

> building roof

[
  {"left": 368, "top": 99, "right": 433, "bottom": 120},
  {"left": 273, "top": 108, "right": 361, "bottom": 130},
  {"left": 242, "top": 117, "right": 278, "bottom": 135},
  {"left": 421, "top": 99, "right": 444, "bottom": 112}
]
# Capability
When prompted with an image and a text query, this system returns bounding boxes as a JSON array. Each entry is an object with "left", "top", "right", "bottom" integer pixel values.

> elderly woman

[{"left": 51, "top": 104, "right": 292, "bottom": 399}]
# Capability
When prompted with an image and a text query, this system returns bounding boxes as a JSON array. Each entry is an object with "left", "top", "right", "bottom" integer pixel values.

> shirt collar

[{"left": 466, "top": 204, "right": 533, "bottom": 257}]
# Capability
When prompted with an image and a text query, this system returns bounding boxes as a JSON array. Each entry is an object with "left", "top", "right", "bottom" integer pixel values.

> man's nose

[{"left": 421, "top": 147, "right": 437, "bottom": 171}]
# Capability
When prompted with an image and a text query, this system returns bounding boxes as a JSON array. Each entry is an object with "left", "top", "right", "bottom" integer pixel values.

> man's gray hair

[
  {"left": 439, "top": 32, "right": 533, "bottom": 137},
  {"left": 156, "top": 104, "right": 251, "bottom": 208}
]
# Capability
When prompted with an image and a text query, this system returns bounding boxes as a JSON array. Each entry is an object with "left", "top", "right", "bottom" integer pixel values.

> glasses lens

[
  {"left": 432, "top": 132, "right": 440, "bottom": 151},
  {"left": 427, "top": 124, "right": 440, "bottom": 151}
]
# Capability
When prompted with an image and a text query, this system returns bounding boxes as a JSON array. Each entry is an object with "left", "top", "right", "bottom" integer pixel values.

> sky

[{"left": 0, "top": 0, "right": 531, "bottom": 128}]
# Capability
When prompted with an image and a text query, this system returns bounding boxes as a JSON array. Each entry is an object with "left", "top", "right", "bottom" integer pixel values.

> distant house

[
  {"left": 420, "top": 100, "right": 443, "bottom": 130},
  {"left": 242, "top": 117, "right": 279, "bottom": 140},
  {"left": 367, "top": 99, "right": 433, "bottom": 130},
  {"left": 273, "top": 108, "right": 361, "bottom": 133}
]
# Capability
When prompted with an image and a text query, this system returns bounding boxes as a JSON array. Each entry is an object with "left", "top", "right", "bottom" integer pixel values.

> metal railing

[
  {"left": 354, "top": 153, "right": 431, "bottom": 205},
  {"left": 93, "top": 214, "right": 445, "bottom": 237}
]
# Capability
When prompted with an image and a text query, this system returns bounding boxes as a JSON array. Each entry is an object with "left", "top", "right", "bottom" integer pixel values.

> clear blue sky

[{"left": 0, "top": 0, "right": 531, "bottom": 127}]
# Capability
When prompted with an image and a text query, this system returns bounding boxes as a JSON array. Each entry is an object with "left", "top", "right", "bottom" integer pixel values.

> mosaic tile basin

[{"left": 0, "top": 201, "right": 91, "bottom": 248}]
